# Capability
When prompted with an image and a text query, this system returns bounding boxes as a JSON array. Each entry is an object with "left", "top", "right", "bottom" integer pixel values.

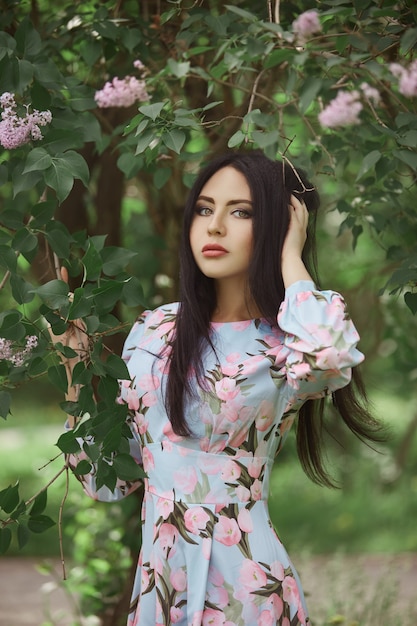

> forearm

[{"left": 281, "top": 253, "right": 313, "bottom": 289}]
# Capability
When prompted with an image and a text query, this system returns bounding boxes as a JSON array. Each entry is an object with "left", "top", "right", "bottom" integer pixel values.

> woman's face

[{"left": 189, "top": 166, "right": 254, "bottom": 285}]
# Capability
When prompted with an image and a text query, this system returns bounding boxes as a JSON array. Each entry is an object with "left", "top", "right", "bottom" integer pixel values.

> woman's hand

[
  {"left": 281, "top": 194, "right": 308, "bottom": 261},
  {"left": 47, "top": 268, "right": 90, "bottom": 425},
  {"left": 281, "top": 195, "right": 313, "bottom": 288},
  {"left": 48, "top": 267, "right": 89, "bottom": 362}
]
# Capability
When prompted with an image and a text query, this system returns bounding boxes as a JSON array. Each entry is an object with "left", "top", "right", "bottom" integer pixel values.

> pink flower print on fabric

[
  {"left": 240, "top": 354, "right": 264, "bottom": 376},
  {"left": 206, "top": 583, "right": 229, "bottom": 610},
  {"left": 201, "top": 607, "right": 227, "bottom": 626},
  {"left": 220, "top": 459, "right": 241, "bottom": 482},
  {"left": 215, "top": 377, "right": 240, "bottom": 401},
  {"left": 247, "top": 456, "right": 264, "bottom": 479},
  {"left": 170, "top": 606, "right": 184, "bottom": 623},
  {"left": 221, "top": 352, "right": 242, "bottom": 376},
  {"left": 173, "top": 465, "right": 198, "bottom": 494},
  {"left": 258, "top": 610, "right": 276, "bottom": 626},
  {"left": 214, "top": 516, "right": 242, "bottom": 546},
  {"left": 315, "top": 346, "right": 350, "bottom": 370},
  {"left": 155, "top": 490, "right": 174, "bottom": 519},
  {"left": 282, "top": 575, "right": 301, "bottom": 607},
  {"left": 267, "top": 593, "right": 284, "bottom": 620},
  {"left": 250, "top": 479, "right": 263, "bottom": 501},
  {"left": 134, "top": 413, "right": 148, "bottom": 435},
  {"left": 235, "top": 485, "right": 251, "bottom": 502},
  {"left": 184, "top": 506, "right": 210, "bottom": 534},
  {"left": 238, "top": 558, "right": 268, "bottom": 590},
  {"left": 158, "top": 523, "right": 178, "bottom": 555},
  {"left": 237, "top": 507, "right": 253, "bottom": 533},
  {"left": 255, "top": 400, "right": 275, "bottom": 432},
  {"left": 231, "top": 320, "right": 252, "bottom": 331},
  {"left": 142, "top": 447, "right": 155, "bottom": 472},
  {"left": 170, "top": 568, "right": 187, "bottom": 592},
  {"left": 295, "top": 290, "right": 312, "bottom": 305},
  {"left": 138, "top": 374, "right": 160, "bottom": 407},
  {"left": 286, "top": 362, "right": 312, "bottom": 389}
]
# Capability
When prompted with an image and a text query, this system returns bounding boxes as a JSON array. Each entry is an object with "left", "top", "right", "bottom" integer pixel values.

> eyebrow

[{"left": 197, "top": 195, "right": 253, "bottom": 206}]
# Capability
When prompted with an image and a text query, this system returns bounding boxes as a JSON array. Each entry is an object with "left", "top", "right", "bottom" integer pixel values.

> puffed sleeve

[
  {"left": 67, "top": 311, "right": 151, "bottom": 502},
  {"left": 277, "top": 280, "right": 364, "bottom": 404}
]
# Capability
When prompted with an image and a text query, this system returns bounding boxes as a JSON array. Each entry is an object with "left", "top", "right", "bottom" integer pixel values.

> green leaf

[
  {"left": 56, "top": 430, "right": 81, "bottom": 454},
  {"left": 0, "top": 310, "right": 26, "bottom": 341},
  {"left": 0, "top": 483, "right": 19, "bottom": 514},
  {"left": 135, "top": 130, "right": 157, "bottom": 155},
  {"left": 393, "top": 149, "right": 417, "bottom": 170},
  {"left": 228, "top": 130, "right": 245, "bottom": 148},
  {"left": 92, "top": 281, "right": 123, "bottom": 315},
  {"left": 68, "top": 288, "right": 93, "bottom": 319},
  {"left": 101, "top": 246, "right": 137, "bottom": 276},
  {"left": 153, "top": 167, "right": 172, "bottom": 190},
  {"left": 59, "top": 151, "right": 90, "bottom": 187},
  {"left": 22, "top": 147, "right": 52, "bottom": 174},
  {"left": 0, "top": 245, "right": 17, "bottom": 272},
  {"left": 10, "top": 274, "right": 34, "bottom": 305},
  {"left": 27, "top": 515, "right": 55, "bottom": 534},
  {"left": 34, "top": 279, "right": 69, "bottom": 309},
  {"left": 400, "top": 27, "right": 417, "bottom": 54},
  {"left": 162, "top": 130, "right": 186, "bottom": 154},
  {"left": 224, "top": 4, "right": 257, "bottom": 21},
  {"left": 17, "top": 523, "right": 30, "bottom": 549},
  {"left": 299, "top": 78, "right": 322, "bottom": 114},
  {"left": 104, "top": 353, "right": 130, "bottom": 380},
  {"left": 112, "top": 453, "right": 144, "bottom": 481},
  {"left": 404, "top": 292, "right": 417, "bottom": 315},
  {"left": 356, "top": 150, "right": 381, "bottom": 181},
  {"left": 0, "top": 390, "right": 11, "bottom": 419},
  {"left": 12, "top": 228, "right": 38, "bottom": 256},
  {"left": 44, "top": 222, "right": 72, "bottom": 258},
  {"left": 72, "top": 360, "right": 93, "bottom": 386},
  {"left": 121, "top": 276, "right": 146, "bottom": 307},
  {"left": 30, "top": 490, "right": 47, "bottom": 517},
  {"left": 138, "top": 102, "right": 166, "bottom": 121},
  {"left": 48, "top": 363, "right": 68, "bottom": 393},
  {"left": 82, "top": 240, "right": 103, "bottom": 281},
  {"left": 44, "top": 160, "right": 75, "bottom": 203},
  {"left": 15, "top": 17, "right": 42, "bottom": 57},
  {"left": 0, "top": 528, "right": 12, "bottom": 554},
  {"left": 79, "top": 40, "right": 102, "bottom": 66},
  {"left": 167, "top": 59, "right": 190, "bottom": 78},
  {"left": 30, "top": 200, "right": 56, "bottom": 227},
  {"left": 72, "top": 459, "right": 93, "bottom": 475}
]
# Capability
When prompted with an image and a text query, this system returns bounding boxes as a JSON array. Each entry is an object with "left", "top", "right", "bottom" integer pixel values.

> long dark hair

[{"left": 165, "top": 150, "right": 383, "bottom": 486}]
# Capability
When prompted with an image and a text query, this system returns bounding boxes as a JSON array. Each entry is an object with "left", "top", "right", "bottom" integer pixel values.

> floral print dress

[{"left": 70, "top": 280, "right": 364, "bottom": 626}]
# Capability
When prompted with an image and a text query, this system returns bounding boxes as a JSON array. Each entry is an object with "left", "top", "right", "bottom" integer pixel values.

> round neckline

[{"left": 210, "top": 317, "right": 268, "bottom": 327}]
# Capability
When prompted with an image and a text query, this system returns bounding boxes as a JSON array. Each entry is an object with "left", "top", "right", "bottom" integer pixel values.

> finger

[{"left": 60, "top": 266, "right": 69, "bottom": 283}]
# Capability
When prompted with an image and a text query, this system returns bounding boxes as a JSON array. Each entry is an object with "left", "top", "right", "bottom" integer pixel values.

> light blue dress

[{"left": 69, "top": 280, "right": 364, "bottom": 626}]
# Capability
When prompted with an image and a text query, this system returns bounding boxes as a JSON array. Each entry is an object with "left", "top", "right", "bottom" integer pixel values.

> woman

[{"left": 62, "top": 151, "right": 381, "bottom": 626}]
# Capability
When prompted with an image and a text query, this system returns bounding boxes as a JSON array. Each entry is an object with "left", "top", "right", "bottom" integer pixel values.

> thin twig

[
  {"left": 274, "top": 0, "right": 280, "bottom": 24},
  {"left": 58, "top": 463, "right": 70, "bottom": 580}
]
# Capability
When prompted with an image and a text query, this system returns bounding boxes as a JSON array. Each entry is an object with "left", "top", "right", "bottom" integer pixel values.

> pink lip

[{"left": 202, "top": 244, "right": 228, "bottom": 257}]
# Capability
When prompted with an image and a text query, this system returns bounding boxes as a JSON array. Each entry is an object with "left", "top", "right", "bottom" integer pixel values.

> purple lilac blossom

[
  {"left": 390, "top": 60, "right": 417, "bottom": 98},
  {"left": 0, "top": 92, "right": 52, "bottom": 150},
  {"left": 318, "top": 90, "right": 363, "bottom": 128},
  {"left": 292, "top": 10, "right": 322, "bottom": 41}
]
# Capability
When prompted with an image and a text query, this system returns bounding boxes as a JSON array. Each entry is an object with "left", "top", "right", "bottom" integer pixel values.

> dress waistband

[{"left": 143, "top": 442, "right": 272, "bottom": 505}]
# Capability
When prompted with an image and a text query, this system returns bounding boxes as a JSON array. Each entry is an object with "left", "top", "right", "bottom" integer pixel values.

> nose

[{"left": 207, "top": 211, "right": 225, "bottom": 235}]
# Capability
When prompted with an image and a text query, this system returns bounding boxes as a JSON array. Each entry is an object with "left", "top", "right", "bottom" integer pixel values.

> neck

[{"left": 211, "top": 279, "right": 262, "bottom": 322}]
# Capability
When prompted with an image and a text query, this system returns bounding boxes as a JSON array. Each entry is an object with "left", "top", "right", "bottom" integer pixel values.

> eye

[
  {"left": 195, "top": 205, "right": 213, "bottom": 216},
  {"left": 232, "top": 208, "right": 252, "bottom": 219}
]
